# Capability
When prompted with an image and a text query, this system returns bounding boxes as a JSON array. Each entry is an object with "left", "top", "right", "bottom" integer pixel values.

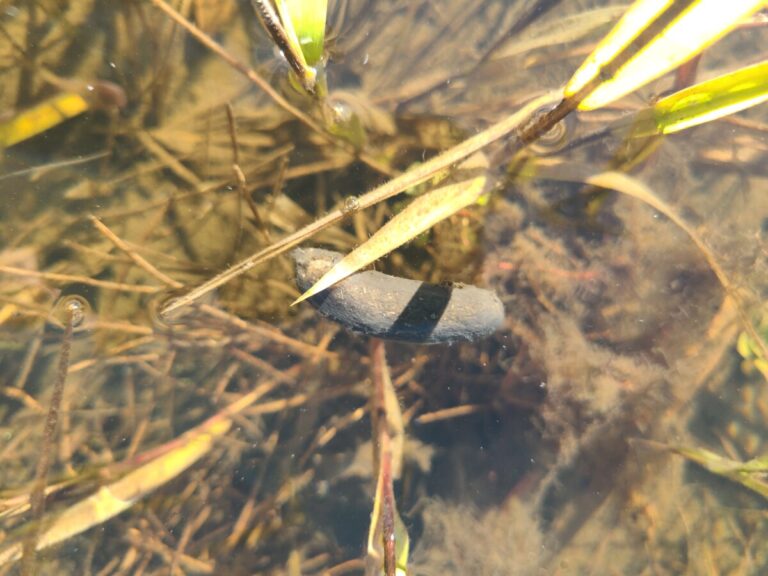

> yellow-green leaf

[
  {"left": 566, "top": 0, "right": 765, "bottom": 110},
  {"left": 672, "top": 445, "right": 768, "bottom": 501},
  {"left": 394, "top": 511, "right": 410, "bottom": 576},
  {"left": 293, "top": 175, "right": 488, "bottom": 305},
  {"left": 278, "top": 0, "right": 327, "bottom": 66},
  {"left": 0, "top": 93, "right": 89, "bottom": 148},
  {"left": 652, "top": 59, "right": 768, "bottom": 133}
]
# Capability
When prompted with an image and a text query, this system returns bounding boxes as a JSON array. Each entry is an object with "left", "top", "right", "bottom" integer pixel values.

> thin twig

[
  {"left": 135, "top": 130, "right": 204, "bottom": 189},
  {"left": 226, "top": 103, "right": 271, "bottom": 242},
  {"left": 89, "top": 216, "right": 183, "bottom": 289},
  {"left": 199, "top": 303, "right": 337, "bottom": 359},
  {"left": 12, "top": 326, "right": 44, "bottom": 390},
  {"left": 224, "top": 430, "right": 280, "bottom": 551},
  {"left": 0, "top": 265, "right": 162, "bottom": 294},
  {"left": 20, "top": 302, "right": 75, "bottom": 575},
  {"left": 0, "top": 151, "right": 109, "bottom": 183},
  {"left": 68, "top": 353, "right": 161, "bottom": 374},
  {"left": 1, "top": 386, "right": 46, "bottom": 414},
  {"left": 230, "top": 349, "right": 297, "bottom": 384},
  {"left": 415, "top": 403, "right": 486, "bottom": 424},
  {"left": 271, "top": 153, "right": 290, "bottom": 198}
]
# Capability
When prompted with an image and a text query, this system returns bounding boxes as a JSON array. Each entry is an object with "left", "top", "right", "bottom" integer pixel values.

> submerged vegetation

[{"left": 0, "top": 1, "right": 767, "bottom": 574}]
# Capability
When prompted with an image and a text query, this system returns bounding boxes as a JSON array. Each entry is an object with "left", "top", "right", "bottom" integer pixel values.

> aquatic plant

[{"left": 0, "top": 1, "right": 766, "bottom": 574}]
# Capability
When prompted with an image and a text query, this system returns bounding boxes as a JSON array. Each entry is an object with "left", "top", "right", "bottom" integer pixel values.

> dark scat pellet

[{"left": 292, "top": 248, "right": 505, "bottom": 344}]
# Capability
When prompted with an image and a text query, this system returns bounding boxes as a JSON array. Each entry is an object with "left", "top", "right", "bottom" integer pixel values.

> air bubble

[
  {"left": 150, "top": 289, "right": 197, "bottom": 328},
  {"left": 527, "top": 103, "right": 572, "bottom": 154},
  {"left": 54, "top": 295, "right": 90, "bottom": 327},
  {"left": 530, "top": 118, "right": 570, "bottom": 153},
  {"left": 537, "top": 119, "right": 567, "bottom": 147},
  {"left": 342, "top": 196, "right": 360, "bottom": 215},
  {"left": 328, "top": 99, "right": 353, "bottom": 125}
]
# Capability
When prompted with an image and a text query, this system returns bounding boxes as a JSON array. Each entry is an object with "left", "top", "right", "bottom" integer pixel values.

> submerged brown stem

[
  {"left": 226, "top": 103, "right": 270, "bottom": 243},
  {"left": 89, "top": 216, "right": 183, "bottom": 289},
  {"left": 20, "top": 302, "right": 76, "bottom": 575},
  {"left": 0, "top": 265, "right": 162, "bottom": 294}
]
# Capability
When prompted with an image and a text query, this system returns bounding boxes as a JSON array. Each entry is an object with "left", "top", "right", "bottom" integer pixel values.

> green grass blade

[
  {"left": 293, "top": 175, "right": 488, "bottom": 305},
  {"left": 672, "top": 445, "right": 768, "bottom": 501},
  {"left": 652, "top": 60, "right": 768, "bottom": 133},
  {"left": 279, "top": 0, "right": 327, "bottom": 66},
  {"left": 566, "top": 0, "right": 765, "bottom": 110}
]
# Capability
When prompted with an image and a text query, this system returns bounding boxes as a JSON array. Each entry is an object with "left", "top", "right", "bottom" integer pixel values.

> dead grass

[{"left": 0, "top": 1, "right": 767, "bottom": 574}]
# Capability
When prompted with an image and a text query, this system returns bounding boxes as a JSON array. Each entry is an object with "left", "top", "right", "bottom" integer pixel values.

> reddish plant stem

[{"left": 370, "top": 340, "right": 397, "bottom": 576}]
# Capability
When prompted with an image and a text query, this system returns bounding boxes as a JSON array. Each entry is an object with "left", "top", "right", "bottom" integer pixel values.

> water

[{"left": 1, "top": 1, "right": 767, "bottom": 574}]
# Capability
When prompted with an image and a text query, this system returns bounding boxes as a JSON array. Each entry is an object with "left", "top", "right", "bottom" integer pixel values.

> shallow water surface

[{"left": 1, "top": 1, "right": 767, "bottom": 574}]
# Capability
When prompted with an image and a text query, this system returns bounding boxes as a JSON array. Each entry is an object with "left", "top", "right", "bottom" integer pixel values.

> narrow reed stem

[{"left": 20, "top": 302, "right": 76, "bottom": 575}]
